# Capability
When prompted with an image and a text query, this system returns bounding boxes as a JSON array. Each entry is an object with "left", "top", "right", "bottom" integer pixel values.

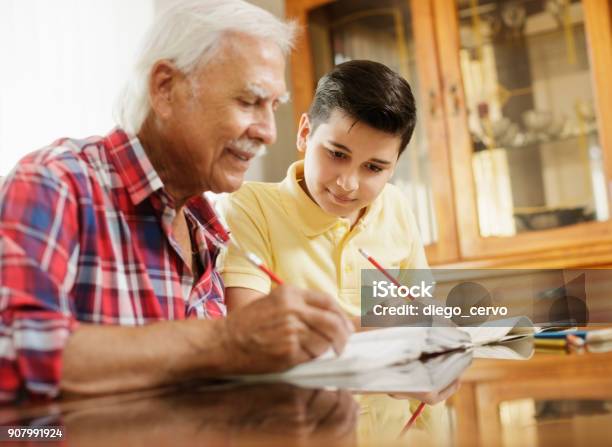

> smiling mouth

[
  {"left": 227, "top": 147, "right": 255, "bottom": 162},
  {"left": 326, "top": 188, "right": 356, "bottom": 203}
]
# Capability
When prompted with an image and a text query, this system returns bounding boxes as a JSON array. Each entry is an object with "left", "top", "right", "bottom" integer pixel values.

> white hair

[{"left": 115, "top": 0, "right": 296, "bottom": 134}]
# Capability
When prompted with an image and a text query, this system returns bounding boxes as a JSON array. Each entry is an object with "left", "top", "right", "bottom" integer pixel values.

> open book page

[
  {"left": 278, "top": 327, "right": 429, "bottom": 378},
  {"left": 247, "top": 350, "right": 473, "bottom": 394},
  {"left": 234, "top": 319, "right": 535, "bottom": 385},
  {"left": 472, "top": 337, "right": 534, "bottom": 360},
  {"left": 423, "top": 350, "right": 473, "bottom": 389},
  {"left": 237, "top": 327, "right": 470, "bottom": 383},
  {"left": 423, "top": 326, "right": 472, "bottom": 353},
  {"left": 458, "top": 316, "right": 536, "bottom": 345}
]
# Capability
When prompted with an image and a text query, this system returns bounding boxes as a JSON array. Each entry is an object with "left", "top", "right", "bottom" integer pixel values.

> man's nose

[{"left": 248, "top": 108, "right": 277, "bottom": 145}]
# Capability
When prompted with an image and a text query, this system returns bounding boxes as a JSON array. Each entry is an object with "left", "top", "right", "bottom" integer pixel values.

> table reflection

[
  {"left": 4, "top": 351, "right": 471, "bottom": 446},
  {"left": 10, "top": 384, "right": 358, "bottom": 446}
]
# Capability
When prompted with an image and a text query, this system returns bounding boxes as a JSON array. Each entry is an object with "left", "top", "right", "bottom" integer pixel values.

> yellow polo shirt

[{"left": 217, "top": 160, "right": 429, "bottom": 316}]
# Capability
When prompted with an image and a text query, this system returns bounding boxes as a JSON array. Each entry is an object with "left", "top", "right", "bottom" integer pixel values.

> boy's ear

[{"left": 296, "top": 113, "right": 311, "bottom": 153}]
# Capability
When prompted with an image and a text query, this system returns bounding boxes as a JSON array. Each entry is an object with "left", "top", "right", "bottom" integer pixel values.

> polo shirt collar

[
  {"left": 279, "top": 160, "right": 383, "bottom": 237},
  {"left": 106, "top": 127, "right": 164, "bottom": 206}
]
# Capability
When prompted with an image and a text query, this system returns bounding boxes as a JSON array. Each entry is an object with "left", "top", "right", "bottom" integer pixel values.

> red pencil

[
  {"left": 225, "top": 238, "right": 285, "bottom": 285},
  {"left": 358, "top": 248, "right": 402, "bottom": 286},
  {"left": 243, "top": 251, "right": 284, "bottom": 285},
  {"left": 358, "top": 248, "right": 415, "bottom": 301},
  {"left": 399, "top": 402, "right": 426, "bottom": 436},
  {"left": 358, "top": 247, "right": 425, "bottom": 435}
]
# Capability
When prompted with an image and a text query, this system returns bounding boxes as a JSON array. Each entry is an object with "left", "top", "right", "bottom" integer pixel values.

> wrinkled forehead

[
  {"left": 244, "top": 82, "right": 290, "bottom": 103},
  {"left": 201, "top": 34, "right": 288, "bottom": 97},
  {"left": 217, "top": 33, "right": 286, "bottom": 72}
]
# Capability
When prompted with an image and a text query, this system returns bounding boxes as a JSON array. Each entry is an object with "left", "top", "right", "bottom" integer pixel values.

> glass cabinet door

[
  {"left": 304, "top": 0, "right": 459, "bottom": 263},
  {"left": 435, "top": 0, "right": 612, "bottom": 260}
]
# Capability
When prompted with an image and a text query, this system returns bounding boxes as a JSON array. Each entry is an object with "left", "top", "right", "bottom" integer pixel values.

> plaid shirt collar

[
  {"left": 105, "top": 127, "right": 229, "bottom": 244},
  {"left": 105, "top": 127, "right": 165, "bottom": 206}
]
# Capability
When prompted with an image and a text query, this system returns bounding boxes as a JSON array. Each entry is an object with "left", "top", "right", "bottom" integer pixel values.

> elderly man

[{"left": 0, "top": 0, "right": 351, "bottom": 400}]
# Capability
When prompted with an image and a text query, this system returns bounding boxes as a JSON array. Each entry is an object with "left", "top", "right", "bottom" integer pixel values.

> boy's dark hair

[{"left": 308, "top": 60, "right": 416, "bottom": 155}]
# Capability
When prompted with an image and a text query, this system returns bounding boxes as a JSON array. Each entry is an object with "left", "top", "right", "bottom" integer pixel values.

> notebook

[
  {"left": 242, "top": 316, "right": 535, "bottom": 381},
  {"left": 270, "top": 350, "right": 474, "bottom": 393},
  {"left": 472, "top": 336, "right": 534, "bottom": 360}
]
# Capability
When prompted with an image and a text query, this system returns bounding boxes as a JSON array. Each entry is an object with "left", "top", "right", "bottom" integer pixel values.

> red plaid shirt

[{"left": 0, "top": 128, "right": 229, "bottom": 400}]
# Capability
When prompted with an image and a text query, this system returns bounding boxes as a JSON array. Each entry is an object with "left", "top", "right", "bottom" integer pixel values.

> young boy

[{"left": 218, "top": 59, "right": 428, "bottom": 318}]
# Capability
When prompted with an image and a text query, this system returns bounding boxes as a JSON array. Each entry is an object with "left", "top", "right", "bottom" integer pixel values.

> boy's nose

[{"left": 336, "top": 171, "right": 359, "bottom": 192}]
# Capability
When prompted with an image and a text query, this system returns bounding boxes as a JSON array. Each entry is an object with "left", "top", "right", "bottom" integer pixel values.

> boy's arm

[
  {"left": 225, "top": 287, "right": 265, "bottom": 311},
  {"left": 217, "top": 185, "right": 275, "bottom": 309}
]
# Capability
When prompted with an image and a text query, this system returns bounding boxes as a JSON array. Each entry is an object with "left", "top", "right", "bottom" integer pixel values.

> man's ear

[
  {"left": 148, "top": 60, "right": 184, "bottom": 120},
  {"left": 296, "top": 113, "right": 311, "bottom": 153}
]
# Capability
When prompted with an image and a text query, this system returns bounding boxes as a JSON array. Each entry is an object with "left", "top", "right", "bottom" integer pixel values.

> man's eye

[
  {"left": 239, "top": 98, "right": 256, "bottom": 106},
  {"left": 366, "top": 163, "right": 383, "bottom": 173}
]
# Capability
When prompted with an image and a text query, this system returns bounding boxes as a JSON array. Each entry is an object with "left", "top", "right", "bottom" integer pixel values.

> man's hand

[
  {"left": 60, "top": 285, "right": 353, "bottom": 395},
  {"left": 220, "top": 284, "right": 354, "bottom": 373}
]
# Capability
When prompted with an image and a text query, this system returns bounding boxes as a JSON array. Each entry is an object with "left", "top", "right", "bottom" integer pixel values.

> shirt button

[{"left": 345, "top": 264, "right": 353, "bottom": 273}]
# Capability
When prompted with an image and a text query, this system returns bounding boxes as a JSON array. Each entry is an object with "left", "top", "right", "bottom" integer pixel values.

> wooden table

[
  {"left": 3, "top": 349, "right": 612, "bottom": 446},
  {"left": 450, "top": 350, "right": 612, "bottom": 447}
]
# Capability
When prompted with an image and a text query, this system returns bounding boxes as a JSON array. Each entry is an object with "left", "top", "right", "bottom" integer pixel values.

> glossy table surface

[{"left": 3, "top": 344, "right": 612, "bottom": 446}]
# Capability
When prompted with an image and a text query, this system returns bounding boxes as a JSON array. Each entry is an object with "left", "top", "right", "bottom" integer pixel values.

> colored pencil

[
  {"left": 358, "top": 248, "right": 404, "bottom": 289},
  {"left": 357, "top": 247, "right": 426, "bottom": 436},
  {"left": 399, "top": 402, "right": 426, "bottom": 436},
  {"left": 534, "top": 338, "right": 567, "bottom": 348},
  {"left": 228, "top": 238, "right": 284, "bottom": 285}
]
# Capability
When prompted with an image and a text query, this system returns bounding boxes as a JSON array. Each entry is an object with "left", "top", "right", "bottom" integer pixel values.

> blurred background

[
  {"left": 0, "top": 0, "right": 296, "bottom": 183},
  {"left": 1, "top": 0, "right": 612, "bottom": 269}
]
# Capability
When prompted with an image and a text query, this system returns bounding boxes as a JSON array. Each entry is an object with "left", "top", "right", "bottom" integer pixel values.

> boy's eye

[
  {"left": 327, "top": 149, "right": 348, "bottom": 160},
  {"left": 365, "top": 163, "right": 383, "bottom": 173}
]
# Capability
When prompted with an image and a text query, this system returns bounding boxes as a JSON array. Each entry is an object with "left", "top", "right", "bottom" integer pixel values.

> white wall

[
  {"left": 0, "top": 0, "right": 154, "bottom": 175},
  {"left": 0, "top": 0, "right": 297, "bottom": 182}
]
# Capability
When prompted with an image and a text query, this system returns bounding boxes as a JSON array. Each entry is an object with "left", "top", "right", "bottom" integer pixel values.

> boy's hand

[{"left": 221, "top": 284, "right": 354, "bottom": 373}]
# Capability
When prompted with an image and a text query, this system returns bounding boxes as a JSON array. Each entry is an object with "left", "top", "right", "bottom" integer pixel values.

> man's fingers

[
  {"left": 302, "top": 290, "right": 354, "bottom": 334},
  {"left": 298, "top": 306, "right": 351, "bottom": 355},
  {"left": 299, "top": 323, "right": 340, "bottom": 359},
  {"left": 233, "top": 285, "right": 355, "bottom": 372},
  {"left": 283, "top": 317, "right": 329, "bottom": 361}
]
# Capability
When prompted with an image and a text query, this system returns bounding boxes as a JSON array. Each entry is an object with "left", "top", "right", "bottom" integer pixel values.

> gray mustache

[{"left": 229, "top": 138, "right": 267, "bottom": 158}]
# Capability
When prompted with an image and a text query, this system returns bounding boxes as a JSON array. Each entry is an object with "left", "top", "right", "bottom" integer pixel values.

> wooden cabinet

[{"left": 286, "top": 0, "right": 612, "bottom": 268}]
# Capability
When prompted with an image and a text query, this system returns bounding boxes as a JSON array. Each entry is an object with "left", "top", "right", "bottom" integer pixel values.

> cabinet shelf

[{"left": 286, "top": 0, "right": 612, "bottom": 268}]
